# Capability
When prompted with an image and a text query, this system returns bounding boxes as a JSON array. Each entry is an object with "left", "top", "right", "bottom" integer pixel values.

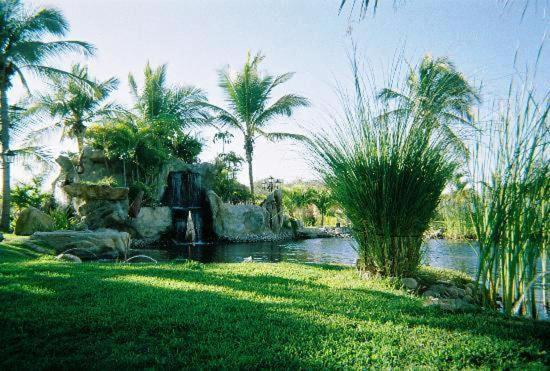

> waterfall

[{"left": 164, "top": 170, "right": 209, "bottom": 243}]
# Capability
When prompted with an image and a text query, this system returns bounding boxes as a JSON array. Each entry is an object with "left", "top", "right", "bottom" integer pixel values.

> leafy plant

[
  {"left": 10, "top": 178, "right": 52, "bottom": 213},
  {"left": 212, "top": 154, "right": 251, "bottom": 204}
]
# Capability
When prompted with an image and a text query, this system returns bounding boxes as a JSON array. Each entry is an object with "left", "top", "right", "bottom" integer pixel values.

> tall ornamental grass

[
  {"left": 470, "top": 85, "right": 548, "bottom": 319},
  {"left": 307, "top": 69, "right": 458, "bottom": 277}
]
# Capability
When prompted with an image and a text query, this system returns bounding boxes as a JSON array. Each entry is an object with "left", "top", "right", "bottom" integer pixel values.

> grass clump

[
  {"left": 0, "top": 246, "right": 549, "bottom": 369},
  {"left": 470, "top": 83, "right": 548, "bottom": 319},
  {"left": 307, "top": 58, "right": 466, "bottom": 277}
]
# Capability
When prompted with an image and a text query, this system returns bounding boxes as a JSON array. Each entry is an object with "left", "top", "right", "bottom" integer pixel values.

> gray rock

[
  {"left": 426, "top": 298, "right": 478, "bottom": 312},
  {"left": 208, "top": 190, "right": 270, "bottom": 238},
  {"left": 401, "top": 277, "right": 418, "bottom": 290},
  {"left": 31, "top": 229, "right": 130, "bottom": 259},
  {"left": 295, "top": 227, "right": 334, "bottom": 239},
  {"left": 14, "top": 207, "right": 55, "bottom": 236},
  {"left": 127, "top": 206, "right": 172, "bottom": 240},
  {"left": 55, "top": 253, "right": 82, "bottom": 263}
]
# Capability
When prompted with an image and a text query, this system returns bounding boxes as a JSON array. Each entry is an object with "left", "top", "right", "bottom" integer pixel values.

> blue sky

[{"left": 13, "top": 0, "right": 548, "bottom": 185}]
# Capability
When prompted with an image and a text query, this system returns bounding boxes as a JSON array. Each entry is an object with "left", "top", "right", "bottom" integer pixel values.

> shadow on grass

[{"left": 0, "top": 261, "right": 548, "bottom": 368}]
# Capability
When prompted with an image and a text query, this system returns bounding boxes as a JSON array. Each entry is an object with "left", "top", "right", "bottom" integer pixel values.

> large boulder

[
  {"left": 207, "top": 190, "right": 294, "bottom": 242},
  {"left": 64, "top": 183, "right": 129, "bottom": 230},
  {"left": 127, "top": 206, "right": 172, "bottom": 239},
  {"left": 30, "top": 229, "right": 130, "bottom": 259},
  {"left": 14, "top": 207, "right": 55, "bottom": 236},
  {"left": 208, "top": 191, "right": 269, "bottom": 239}
]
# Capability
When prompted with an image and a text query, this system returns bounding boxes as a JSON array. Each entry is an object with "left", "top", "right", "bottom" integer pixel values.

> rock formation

[
  {"left": 64, "top": 183, "right": 129, "bottom": 230},
  {"left": 207, "top": 190, "right": 293, "bottom": 242},
  {"left": 30, "top": 229, "right": 130, "bottom": 259}
]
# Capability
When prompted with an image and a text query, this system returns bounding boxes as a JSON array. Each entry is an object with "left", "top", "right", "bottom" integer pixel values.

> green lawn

[{"left": 0, "top": 239, "right": 548, "bottom": 369}]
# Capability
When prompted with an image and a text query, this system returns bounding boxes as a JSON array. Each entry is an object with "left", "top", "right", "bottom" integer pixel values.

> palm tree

[
  {"left": 128, "top": 62, "right": 208, "bottom": 130},
  {"left": 10, "top": 102, "right": 54, "bottom": 171},
  {"left": 378, "top": 55, "right": 480, "bottom": 157},
  {"left": 204, "top": 52, "right": 310, "bottom": 199},
  {"left": 33, "top": 64, "right": 121, "bottom": 153},
  {"left": 0, "top": 0, "right": 94, "bottom": 230}
]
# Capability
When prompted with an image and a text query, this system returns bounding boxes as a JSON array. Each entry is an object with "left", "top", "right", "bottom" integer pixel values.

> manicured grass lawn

[{"left": 1, "top": 239, "right": 548, "bottom": 369}]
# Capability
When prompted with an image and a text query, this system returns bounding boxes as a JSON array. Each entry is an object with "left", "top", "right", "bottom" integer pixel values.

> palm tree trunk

[
  {"left": 76, "top": 134, "right": 84, "bottom": 154},
  {"left": 246, "top": 151, "right": 254, "bottom": 201},
  {"left": 244, "top": 136, "right": 254, "bottom": 201},
  {"left": 0, "top": 87, "right": 11, "bottom": 231}
]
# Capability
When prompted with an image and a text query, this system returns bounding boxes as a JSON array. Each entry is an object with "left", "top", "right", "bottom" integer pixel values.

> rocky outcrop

[
  {"left": 64, "top": 183, "right": 128, "bottom": 201},
  {"left": 64, "top": 183, "right": 129, "bottom": 230},
  {"left": 260, "top": 189, "right": 284, "bottom": 233},
  {"left": 207, "top": 190, "right": 293, "bottom": 242},
  {"left": 127, "top": 206, "right": 172, "bottom": 240},
  {"left": 30, "top": 229, "right": 130, "bottom": 259},
  {"left": 14, "top": 207, "right": 55, "bottom": 236},
  {"left": 56, "top": 147, "right": 125, "bottom": 187}
]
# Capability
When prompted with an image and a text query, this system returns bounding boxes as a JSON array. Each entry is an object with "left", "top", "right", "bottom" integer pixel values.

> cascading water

[{"left": 163, "top": 171, "right": 210, "bottom": 243}]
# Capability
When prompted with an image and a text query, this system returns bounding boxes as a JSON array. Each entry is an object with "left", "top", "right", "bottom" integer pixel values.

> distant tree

[
  {"left": 213, "top": 130, "right": 234, "bottom": 154},
  {"left": 203, "top": 52, "right": 309, "bottom": 199},
  {"left": 310, "top": 188, "right": 335, "bottom": 226},
  {"left": 0, "top": 0, "right": 93, "bottom": 229},
  {"left": 32, "top": 64, "right": 121, "bottom": 153},
  {"left": 378, "top": 55, "right": 480, "bottom": 158}
]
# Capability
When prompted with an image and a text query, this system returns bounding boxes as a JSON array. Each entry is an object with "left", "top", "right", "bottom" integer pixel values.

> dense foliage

[
  {"left": 86, "top": 63, "right": 207, "bottom": 199},
  {"left": 0, "top": 0, "right": 93, "bottom": 230},
  {"left": 212, "top": 152, "right": 251, "bottom": 204}
]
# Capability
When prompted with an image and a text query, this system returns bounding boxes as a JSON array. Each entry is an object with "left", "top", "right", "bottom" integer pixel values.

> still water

[{"left": 147, "top": 238, "right": 479, "bottom": 275}]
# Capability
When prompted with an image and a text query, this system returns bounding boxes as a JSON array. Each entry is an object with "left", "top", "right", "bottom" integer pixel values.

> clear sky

[{"left": 12, "top": 0, "right": 549, "bottom": 186}]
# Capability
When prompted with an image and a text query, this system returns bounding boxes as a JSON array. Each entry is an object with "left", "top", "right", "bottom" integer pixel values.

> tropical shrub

[
  {"left": 10, "top": 178, "right": 52, "bottom": 213},
  {"left": 212, "top": 153, "right": 251, "bottom": 204},
  {"left": 307, "top": 64, "right": 459, "bottom": 277},
  {"left": 469, "top": 83, "right": 548, "bottom": 319}
]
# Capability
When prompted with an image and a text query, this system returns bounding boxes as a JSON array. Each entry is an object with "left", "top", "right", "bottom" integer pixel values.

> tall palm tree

[
  {"left": 33, "top": 64, "right": 121, "bottom": 153},
  {"left": 0, "top": 0, "right": 94, "bottom": 230},
  {"left": 378, "top": 55, "right": 480, "bottom": 157},
  {"left": 204, "top": 52, "right": 310, "bottom": 199}
]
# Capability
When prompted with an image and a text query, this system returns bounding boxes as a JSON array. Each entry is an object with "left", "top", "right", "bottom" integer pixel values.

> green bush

[
  {"left": 10, "top": 178, "right": 53, "bottom": 213},
  {"left": 212, "top": 154, "right": 251, "bottom": 204}
]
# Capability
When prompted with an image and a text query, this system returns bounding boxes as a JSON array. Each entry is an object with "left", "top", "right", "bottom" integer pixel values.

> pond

[{"left": 143, "top": 238, "right": 479, "bottom": 275}]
